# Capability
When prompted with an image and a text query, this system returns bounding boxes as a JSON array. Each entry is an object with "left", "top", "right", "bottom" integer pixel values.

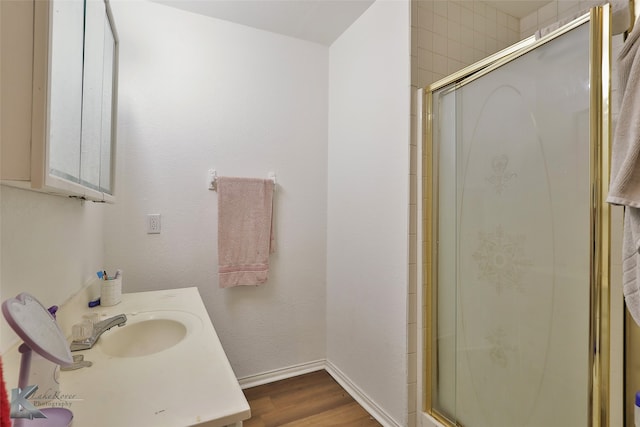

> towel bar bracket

[{"left": 208, "top": 169, "right": 218, "bottom": 191}]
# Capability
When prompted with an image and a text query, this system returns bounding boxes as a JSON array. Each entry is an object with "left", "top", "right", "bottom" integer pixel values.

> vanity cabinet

[{"left": 1, "top": 0, "right": 118, "bottom": 202}]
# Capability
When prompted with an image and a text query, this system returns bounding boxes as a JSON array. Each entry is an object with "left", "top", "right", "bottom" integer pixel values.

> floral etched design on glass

[
  {"left": 472, "top": 226, "right": 532, "bottom": 293},
  {"left": 485, "top": 328, "right": 516, "bottom": 368},
  {"left": 486, "top": 154, "right": 517, "bottom": 195}
]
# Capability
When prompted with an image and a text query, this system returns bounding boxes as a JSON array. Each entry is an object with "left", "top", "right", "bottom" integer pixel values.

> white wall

[
  {"left": 0, "top": 187, "right": 104, "bottom": 353},
  {"left": 1, "top": 2, "right": 415, "bottom": 423},
  {"left": 327, "top": 1, "right": 411, "bottom": 425},
  {"left": 105, "top": 1, "right": 328, "bottom": 379}
]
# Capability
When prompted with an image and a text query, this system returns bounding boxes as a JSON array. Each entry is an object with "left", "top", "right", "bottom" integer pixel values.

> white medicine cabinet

[{"left": 1, "top": 0, "right": 118, "bottom": 202}]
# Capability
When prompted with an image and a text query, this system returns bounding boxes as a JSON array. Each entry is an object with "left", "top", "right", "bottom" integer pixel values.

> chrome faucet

[{"left": 70, "top": 314, "right": 127, "bottom": 352}]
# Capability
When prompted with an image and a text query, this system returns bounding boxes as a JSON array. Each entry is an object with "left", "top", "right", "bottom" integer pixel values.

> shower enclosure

[{"left": 424, "top": 6, "right": 611, "bottom": 427}]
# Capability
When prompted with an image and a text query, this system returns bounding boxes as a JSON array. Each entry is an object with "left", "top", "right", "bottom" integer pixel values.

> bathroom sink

[{"left": 97, "top": 310, "right": 202, "bottom": 357}]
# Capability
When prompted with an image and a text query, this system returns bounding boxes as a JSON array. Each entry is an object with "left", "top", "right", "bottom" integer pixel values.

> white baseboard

[
  {"left": 237, "top": 359, "right": 325, "bottom": 389},
  {"left": 325, "top": 360, "right": 402, "bottom": 427}
]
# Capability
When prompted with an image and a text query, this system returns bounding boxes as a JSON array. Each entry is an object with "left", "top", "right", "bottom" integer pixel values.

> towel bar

[
  {"left": 208, "top": 169, "right": 276, "bottom": 192},
  {"left": 623, "top": 0, "right": 640, "bottom": 36}
]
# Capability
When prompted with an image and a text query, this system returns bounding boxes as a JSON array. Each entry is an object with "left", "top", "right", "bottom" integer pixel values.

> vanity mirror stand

[{"left": 2, "top": 293, "right": 74, "bottom": 426}]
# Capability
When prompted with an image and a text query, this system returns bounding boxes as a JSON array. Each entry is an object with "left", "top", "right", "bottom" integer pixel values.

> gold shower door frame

[{"left": 423, "top": 6, "right": 611, "bottom": 427}]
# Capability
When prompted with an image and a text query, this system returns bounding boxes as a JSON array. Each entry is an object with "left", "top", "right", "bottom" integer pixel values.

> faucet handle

[
  {"left": 82, "top": 313, "right": 102, "bottom": 325},
  {"left": 71, "top": 321, "right": 94, "bottom": 341},
  {"left": 61, "top": 354, "right": 93, "bottom": 371}
]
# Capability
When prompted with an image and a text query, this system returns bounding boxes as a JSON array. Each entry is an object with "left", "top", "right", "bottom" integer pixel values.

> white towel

[
  {"left": 608, "top": 17, "right": 640, "bottom": 325},
  {"left": 608, "top": 17, "right": 640, "bottom": 206},
  {"left": 217, "top": 177, "right": 275, "bottom": 288},
  {"left": 623, "top": 209, "right": 640, "bottom": 326}
]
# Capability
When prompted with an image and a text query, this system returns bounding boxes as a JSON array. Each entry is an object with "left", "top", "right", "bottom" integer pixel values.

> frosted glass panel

[
  {"left": 48, "top": 0, "right": 84, "bottom": 181},
  {"left": 431, "top": 22, "right": 591, "bottom": 427},
  {"left": 81, "top": 0, "right": 106, "bottom": 190},
  {"left": 81, "top": 0, "right": 115, "bottom": 194}
]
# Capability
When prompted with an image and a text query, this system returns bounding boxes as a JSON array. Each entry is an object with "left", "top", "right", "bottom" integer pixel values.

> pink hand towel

[{"left": 217, "top": 177, "right": 275, "bottom": 288}]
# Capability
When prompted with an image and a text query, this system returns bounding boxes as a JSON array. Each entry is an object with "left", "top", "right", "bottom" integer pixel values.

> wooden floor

[{"left": 242, "top": 370, "right": 382, "bottom": 426}]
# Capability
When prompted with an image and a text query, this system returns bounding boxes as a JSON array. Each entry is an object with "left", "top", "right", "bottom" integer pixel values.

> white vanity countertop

[{"left": 4, "top": 287, "right": 251, "bottom": 427}]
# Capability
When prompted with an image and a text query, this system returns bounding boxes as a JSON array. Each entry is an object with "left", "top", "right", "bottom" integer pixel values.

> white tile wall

[
  {"left": 415, "top": 0, "right": 519, "bottom": 88},
  {"left": 520, "top": 0, "right": 604, "bottom": 39}
]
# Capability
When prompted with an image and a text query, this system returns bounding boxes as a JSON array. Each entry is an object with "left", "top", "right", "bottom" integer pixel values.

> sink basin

[{"left": 98, "top": 310, "right": 202, "bottom": 358}]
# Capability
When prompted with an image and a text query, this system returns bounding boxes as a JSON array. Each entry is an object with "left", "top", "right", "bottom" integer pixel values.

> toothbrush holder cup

[{"left": 101, "top": 278, "right": 122, "bottom": 307}]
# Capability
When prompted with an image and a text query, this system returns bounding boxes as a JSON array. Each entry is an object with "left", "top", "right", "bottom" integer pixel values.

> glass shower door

[{"left": 426, "top": 7, "right": 610, "bottom": 427}]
